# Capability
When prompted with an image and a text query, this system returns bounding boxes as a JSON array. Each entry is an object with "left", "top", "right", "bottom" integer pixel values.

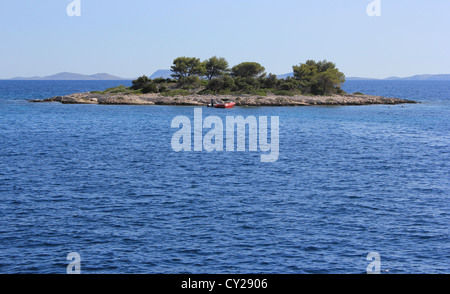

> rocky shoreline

[{"left": 29, "top": 92, "right": 418, "bottom": 107}]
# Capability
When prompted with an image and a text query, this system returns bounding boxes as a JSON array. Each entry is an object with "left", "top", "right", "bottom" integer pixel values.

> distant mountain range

[
  {"left": 4, "top": 70, "right": 172, "bottom": 81},
  {"left": 277, "top": 73, "right": 450, "bottom": 81},
  {"left": 7, "top": 72, "right": 131, "bottom": 80},
  {"left": 380, "top": 74, "right": 450, "bottom": 81},
  {"left": 4, "top": 71, "right": 450, "bottom": 81}
]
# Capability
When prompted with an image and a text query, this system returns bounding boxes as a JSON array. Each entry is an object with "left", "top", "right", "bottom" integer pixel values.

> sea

[{"left": 0, "top": 80, "right": 448, "bottom": 274}]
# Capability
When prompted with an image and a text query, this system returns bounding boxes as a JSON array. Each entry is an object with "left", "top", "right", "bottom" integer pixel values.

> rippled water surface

[{"left": 0, "top": 80, "right": 449, "bottom": 273}]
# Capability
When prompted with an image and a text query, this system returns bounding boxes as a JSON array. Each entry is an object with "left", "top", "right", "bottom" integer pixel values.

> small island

[{"left": 30, "top": 58, "right": 417, "bottom": 106}]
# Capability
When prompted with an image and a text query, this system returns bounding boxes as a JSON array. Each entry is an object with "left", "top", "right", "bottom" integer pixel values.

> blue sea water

[{"left": 0, "top": 80, "right": 449, "bottom": 274}]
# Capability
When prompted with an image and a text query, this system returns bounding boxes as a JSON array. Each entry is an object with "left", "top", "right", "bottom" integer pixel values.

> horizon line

[{"left": 1, "top": 71, "right": 450, "bottom": 81}]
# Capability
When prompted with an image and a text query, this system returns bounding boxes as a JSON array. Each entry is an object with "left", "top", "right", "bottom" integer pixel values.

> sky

[{"left": 0, "top": 0, "right": 449, "bottom": 79}]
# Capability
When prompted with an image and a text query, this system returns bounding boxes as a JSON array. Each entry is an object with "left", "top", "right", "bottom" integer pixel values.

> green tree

[
  {"left": 178, "top": 75, "right": 201, "bottom": 89},
  {"left": 206, "top": 76, "right": 236, "bottom": 94},
  {"left": 292, "top": 60, "right": 318, "bottom": 93},
  {"left": 170, "top": 57, "right": 205, "bottom": 80},
  {"left": 231, "top": 62, "right": 265, "bottom": 78},
  {"left": 131, "top": 75, "right": 150, "bottom": 90},
  {"left": 293, "top": 60, "right": 345, "bottom": 95},
  {"left": 261, "top": 73, "right": 278, "bottom": 89},
  {"left": 279, "top": 77, "right": 299, "bottom": 91},
  {"left": 234, "top": 76, "right": 261, "bottom": 91},
  {"left": 204, "top": 56, "right": 229, "bottom": 80},
  {"left": 315, "top": 68, "right": 345, "bottom": 95}
]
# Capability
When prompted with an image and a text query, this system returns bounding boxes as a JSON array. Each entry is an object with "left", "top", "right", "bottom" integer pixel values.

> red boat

[
  {"left": 214, "top": 102, "right": 236, "bottom": 109},
  {"left": 211, "top": 99, "right": 236, "bottom": 109}
]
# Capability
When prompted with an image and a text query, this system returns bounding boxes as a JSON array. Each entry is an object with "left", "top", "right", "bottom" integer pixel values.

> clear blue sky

[{"left": 0, "top": 0, "right": 449, "bottom": 79}]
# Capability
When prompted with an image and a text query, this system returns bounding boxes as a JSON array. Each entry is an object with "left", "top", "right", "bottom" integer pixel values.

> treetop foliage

[
  {"left": 131, "top": 57, "right": 346, "bottom": 96},
  {"left": 231, "top": 62, "right": 266, "bottom": 78},
  {"left": 293, "top": 60, "right": 345, "bottom": 95}
]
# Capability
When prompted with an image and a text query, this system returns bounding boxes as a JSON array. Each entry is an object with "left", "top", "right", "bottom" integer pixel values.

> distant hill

[
  {"left": 276, "top": 73, "right": 294, "bottom": 79},
  {"left": 150, "top": 69, "right": 173, "bottom": 79},
  {"left": 9, "top": 72, "right": 130, "bottom": 80},
  {"left": 345, "top": 77, "right": 379, "bottom": 81},
  {"left": 383, "top": 74, "right": 450, "bottom": 81},
  {"left": 279, "top": 73, "right": 450, "bottom": 81},
  {"left": 7, "top": 71, "right": 450, "bottom": 81},
  {"left": 347, "top": 75, "right": 450, "bottom": 81}
]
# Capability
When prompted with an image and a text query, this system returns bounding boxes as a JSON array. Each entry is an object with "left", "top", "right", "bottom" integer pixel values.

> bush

[
  {"left": 161, "top": 89, "right": 191, "bottom": 97},
  {"left": 131, "top": 76, "right": 150, "bottom": 90},
  {"left": 198, "top": 89, "right": 214, "bottom": 95},
  {"left": 217, "top": 90, "right": 232, "bottom": 95},
  {"left": 205, "top": 76, "right": 236, "bottom": 94},
  {"left": 234, "top": 76, "right": 261, "bottom": 91},
  {"left": 153, "top": 77, "right": 166, "bottom": 84},
  {"left": 109, "top": 85, "right": 128, "bottom": 93},
  {"left": 142, "top": 82, "right": 158, "bottom": 94},
  {"left": 272, "top": 89, "right": 296, "bottom": 96},
  {"left": 279, "top": 79, "right": 298, "bottom": 91},
  {"left": 253, "top": 89, "right": 268, "bottom": 96},
  {"left": 178, "top": 76, "right": 201, "bottom": 89},
  {"left": 206, "top": 78, "right": 224, "bottom": 93},
  {"left": 237, "top": 87, "right": 267, "bottom": 96}
]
